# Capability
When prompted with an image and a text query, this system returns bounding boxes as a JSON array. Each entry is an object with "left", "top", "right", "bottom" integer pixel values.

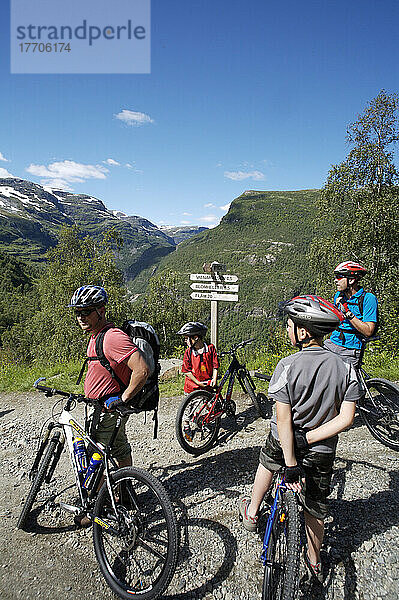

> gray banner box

[{"left": 11, "top": 0, "right": 151, "bottom": 74}]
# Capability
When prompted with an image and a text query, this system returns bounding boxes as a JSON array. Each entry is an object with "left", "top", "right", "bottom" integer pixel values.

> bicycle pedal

[
  {"left": 183, "top": 429, "right": 193, "bottom": 442},
  {"left": 226, "top": 400, "right": 236, "bottom": 417},
  {"left": 59, "top": 502, "right": 82, "bottom": 515}
]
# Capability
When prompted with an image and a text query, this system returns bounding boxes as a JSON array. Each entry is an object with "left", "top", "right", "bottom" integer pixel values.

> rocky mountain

[
  {"left": 0, "top": 178, "right": 179, "bottom": 286},
  {"left": 159, "top": 225, "right": 208, "bottom": 245}
]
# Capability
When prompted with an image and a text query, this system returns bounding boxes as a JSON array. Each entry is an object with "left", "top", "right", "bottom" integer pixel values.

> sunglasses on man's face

[{"left": 75, "top": 308, "right": 96, "bottom": 317}]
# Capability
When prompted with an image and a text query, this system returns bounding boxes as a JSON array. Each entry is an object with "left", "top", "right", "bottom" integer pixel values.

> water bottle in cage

[
  {"left": 73, "top": 437, "right": 88, "bottom": 474},
  {"left": 83, "top": 453, "right": 103, "bottom": 490}
]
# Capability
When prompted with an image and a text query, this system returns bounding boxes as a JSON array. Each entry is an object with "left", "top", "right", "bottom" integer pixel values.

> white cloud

[
  {"left": 0, "top": 152, "right": 9, "bottom": 162},
  {"left": 199, "top": 214, "right": 218, "bottom": 223},
  {"left": 224, "top": 170, "right": 265, "bottom": 181},
  {"left": 220, "top": 202, "right": 231, "bottom": 211},
  {"left": 0, "top": 167, "right": 14, "bottom": 178},
  {"left": 104, "top": 158, "right": 120, "bottom": 166},
  {"left": 115, "top": 110, "right": 154, "bottom": 127},
  {"left": 26, "top": 160, "right": 109, "bottom": 190},
  {"left": 180, "top": 220, "right": 191, "bottom": 225},
  {"left": 182, "top": 211, "right": 192, "bottom": 216},
  {"left": 204, "top": 202, "right": 216, "bottom": 208},
  {"left": 125, "top": 162, "right": 143, "bottom": 174}
]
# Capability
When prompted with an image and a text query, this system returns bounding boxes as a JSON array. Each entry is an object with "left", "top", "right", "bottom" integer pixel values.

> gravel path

[{"left": 1, "top": 391, "right": 399, "bottom": 600}]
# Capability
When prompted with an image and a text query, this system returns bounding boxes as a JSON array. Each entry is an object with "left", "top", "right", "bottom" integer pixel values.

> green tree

[
  {"left": 0, "top": 251, "right": 35, "bottom": 344},
  {"left": 3, "top": 226, "right": 130, "bottom": 363},
  {"left": 137, "top": 270, "right": 206, "bottom": 357},
  {"left": 310, "top": 91, "right": 399, "bottom": 350}
]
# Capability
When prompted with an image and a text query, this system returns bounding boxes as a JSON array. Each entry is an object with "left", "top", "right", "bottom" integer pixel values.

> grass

[
  {"left": 0, "top": 356, "right": 84, "bottom": 393},
  {"left": 1, "top": 342, "right": 398, "bottom": 396}
]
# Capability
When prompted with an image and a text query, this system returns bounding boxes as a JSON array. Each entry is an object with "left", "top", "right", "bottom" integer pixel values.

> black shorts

[{"left": 259, "top": 432, "right": 334, "bottom": 519}]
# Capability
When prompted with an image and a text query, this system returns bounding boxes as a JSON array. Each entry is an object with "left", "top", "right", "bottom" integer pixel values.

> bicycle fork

[
  {"left": 45, "top": 431, "right": 64, "bottom": 483},
  {"left": 29, "top": 424, "right": 61, "bottom": 481}
]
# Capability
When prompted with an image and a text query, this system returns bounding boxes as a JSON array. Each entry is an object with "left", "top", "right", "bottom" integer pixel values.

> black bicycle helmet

[
  {"left": 68, "top": 285, "right": 108, "bottom": 308},
  {"left": 176, "top": 322, "right": 208, "bottom": 337},
  {"left": 281, "top": 295, "right": 344, "bottom": 337}
]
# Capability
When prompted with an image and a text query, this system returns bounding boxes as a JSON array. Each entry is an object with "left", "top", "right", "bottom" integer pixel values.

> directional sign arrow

[
  {"left": 190, "top": 273, "right": 238, "bottom": 283},
  {"left": 190, "top": 282, "right": 239, "bottom": 293},
  {"left": 190, "top": 291, "right": 239, "bottom": 302}
]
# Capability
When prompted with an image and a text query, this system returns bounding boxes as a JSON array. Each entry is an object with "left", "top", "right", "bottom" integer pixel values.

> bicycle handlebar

[
  {"left": 33, "top": 378, "right": 138, "bottom": 416},
  {"left": 34, "top": 377, "right": 88, "bottom": 401},
  {"left": 219, "top": 338, "right": 256, "bottom": 357},
  {"left": 253, "top": 372, "right": 271, "bottom": 382}
]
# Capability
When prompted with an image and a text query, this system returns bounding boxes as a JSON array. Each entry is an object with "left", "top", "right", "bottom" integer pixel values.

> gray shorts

[
  {"left": 324, "top": 339, "right": 361, "bottom": 368},
  {"left": 260, "top": 432, "right": 335, "bottom": 519}
]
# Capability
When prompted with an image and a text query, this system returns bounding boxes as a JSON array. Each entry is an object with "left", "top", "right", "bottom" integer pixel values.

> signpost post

[{"left": 189, "top": 262, "right": 239, "bottom": 348}]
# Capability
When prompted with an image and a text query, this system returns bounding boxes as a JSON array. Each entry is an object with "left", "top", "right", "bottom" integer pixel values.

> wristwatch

[{"left": 346, "top": 310, "right": 355, "bottom": 320}]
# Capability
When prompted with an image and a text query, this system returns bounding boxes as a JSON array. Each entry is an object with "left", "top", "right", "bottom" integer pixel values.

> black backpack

[
  {"left": 337, "top": 290, "right": 379, "bottom": 343},
  {"left": 78, "top": 320, "right": 161, "bottom": 438}
]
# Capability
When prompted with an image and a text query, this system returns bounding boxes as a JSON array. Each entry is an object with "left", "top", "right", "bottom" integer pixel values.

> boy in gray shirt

[{"left": 239, "top": 295, "right": 362, "bottom": 582}]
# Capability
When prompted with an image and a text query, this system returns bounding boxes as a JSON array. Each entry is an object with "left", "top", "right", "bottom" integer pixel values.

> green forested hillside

[{"left": 149, "top": 189, "right": 320, "bottom": 346}]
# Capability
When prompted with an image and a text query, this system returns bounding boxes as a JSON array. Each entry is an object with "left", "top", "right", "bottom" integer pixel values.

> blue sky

[{"left": 1, "top": 0, "right": 398, "bottom": 227}]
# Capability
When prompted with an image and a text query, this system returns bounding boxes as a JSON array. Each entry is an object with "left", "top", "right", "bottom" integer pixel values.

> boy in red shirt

[{"left": 177, "top": 322, "right": 219, "bottom": 393}]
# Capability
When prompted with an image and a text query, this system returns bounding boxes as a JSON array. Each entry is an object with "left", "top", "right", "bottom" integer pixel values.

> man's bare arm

[{"left": 121, "top": 351, "right": 150, "bottom": 402}]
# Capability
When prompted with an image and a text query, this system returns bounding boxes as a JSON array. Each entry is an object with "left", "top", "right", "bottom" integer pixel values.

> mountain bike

[
  {"left": 17, "top": 378, "right": 179, "bottom": 600},
  {"left": 355, "top": 336, "right": 399, "bottom": 451},
  {"left": 175, "top": 338, "right": 271, "bottom": 455},
  {"left": 259, "top": 471, "right": 300, "bottom": 600}
]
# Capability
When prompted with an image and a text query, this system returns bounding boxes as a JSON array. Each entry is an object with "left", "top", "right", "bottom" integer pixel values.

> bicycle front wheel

[
  {"left": 361, "top": 378, "right": 399, "bottom": 451},
  {"left": 262, "top": 490, "right": 300, "bottom": 600},
  {"left": 93, "top": 467, "right": 179, "bottom": 600},
  {"left": 17, "top": 434, "right": 59, "bottom": 529},
  {"left": 175, "top": 390, "right": 221, "bottom": 455}
]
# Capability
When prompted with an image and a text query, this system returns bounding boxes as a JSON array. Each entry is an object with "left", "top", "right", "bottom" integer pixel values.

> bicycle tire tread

[
  {"left": 361, "top": 378, "right": 399, "bottom": 450},
  {"left": 262, "top": 490, "right": 300, "bottom": 600},
  {"left": 175, "top": 390, "right": 221, "bottom": 455},
  {"left": 93, "top": 466, "right": 179, "bottom": 600},
  {"left": 16, "top": 436, "right": 58, "bottom": 529}
]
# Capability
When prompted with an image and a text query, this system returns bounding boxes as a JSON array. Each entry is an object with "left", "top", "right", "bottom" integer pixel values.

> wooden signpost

[{"left": 189, "top": 262, "right": 239, "bottom": 347}]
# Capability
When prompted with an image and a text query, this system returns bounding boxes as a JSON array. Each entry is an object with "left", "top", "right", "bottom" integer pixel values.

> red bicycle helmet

[
  {"left": 281, "top": 295, "right": 344, "bottom": 337},
  {"left": 334, "top": 261, "right": 367, "bottom": 280}
]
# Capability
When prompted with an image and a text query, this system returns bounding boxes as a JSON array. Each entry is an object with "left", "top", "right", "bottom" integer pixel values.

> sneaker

[
  {"left": 304, "top": 551, "right": 323, "bottom": 584},
  {"left": 238, "top": 497, "right": 258, "bottom": 532}
]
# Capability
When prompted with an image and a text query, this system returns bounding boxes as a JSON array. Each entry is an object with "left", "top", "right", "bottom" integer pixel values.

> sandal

[{"left": 304, "top": 551, "right": 323, "bottom": 584}]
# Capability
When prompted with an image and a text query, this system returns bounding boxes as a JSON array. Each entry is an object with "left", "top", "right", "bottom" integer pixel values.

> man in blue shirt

[{"left": 324, "top": 261, "right": 378, "bottom": 366}]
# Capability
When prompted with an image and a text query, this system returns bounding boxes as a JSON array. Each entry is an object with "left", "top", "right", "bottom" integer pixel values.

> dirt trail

[{"left": 1, "top": 392, "right": 399, "bottom": 599}]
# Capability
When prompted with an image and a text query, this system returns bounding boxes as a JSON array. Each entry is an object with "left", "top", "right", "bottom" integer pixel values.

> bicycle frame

[
  {"left": 58, "top": 405, "right": 119, "bottom": 509},
  {"left": 32, "top": 382, "right": 121, "bottom": 515},
  {"left": 197, "top": 347, "right": 257, "bottom": 425},
  {"left": 352, "top": 336, "right": 383, "bottom": 419},
  {"left": 261, "top": 475, "right": 288, "bottom": 565}
]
